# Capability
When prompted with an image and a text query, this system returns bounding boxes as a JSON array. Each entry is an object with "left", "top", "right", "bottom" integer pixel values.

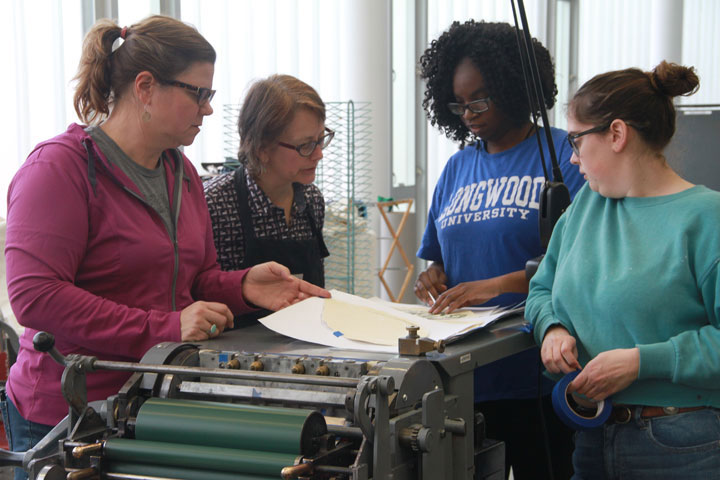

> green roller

[
  {"left": 134, "top": 398, "right": 327, "bottom": 455},
  {"left": 105, "top": 438, "right": 297, "bottom": 476},
  {"left": 106, "top": 461, "right": 279, "bottom": 480}
]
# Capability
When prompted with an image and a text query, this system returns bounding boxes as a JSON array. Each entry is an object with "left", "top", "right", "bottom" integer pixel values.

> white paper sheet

[{"left": 259, "top": 290, "right": 522, "bottom": 353}]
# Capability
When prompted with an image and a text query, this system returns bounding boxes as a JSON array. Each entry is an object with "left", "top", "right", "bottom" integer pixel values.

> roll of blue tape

[{"left": 551, "top": 370, "right": 612, "bottom": 430}]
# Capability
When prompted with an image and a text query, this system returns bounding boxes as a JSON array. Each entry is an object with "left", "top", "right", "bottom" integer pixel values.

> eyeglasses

[
  {"left": 278, "top": 128, "right": 335, "bottom": 157},
  {"left": 163, "top": 79, "right": 216, "bottom": 106},
  {"left": 447, "top": 97, "right": 491, "bottom": 116},
  {"left": 567, "top": 124, "right": 609, "bottom": 156}
]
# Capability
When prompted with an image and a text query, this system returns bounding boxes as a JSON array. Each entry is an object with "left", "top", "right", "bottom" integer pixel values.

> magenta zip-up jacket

[{"left": 5, "top": 123, "right": 254, "bottom": 425}]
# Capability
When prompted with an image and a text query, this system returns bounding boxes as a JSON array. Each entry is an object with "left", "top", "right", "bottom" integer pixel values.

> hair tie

[{"left": 112, "top": 28, "right": 127, "bottom": 53}]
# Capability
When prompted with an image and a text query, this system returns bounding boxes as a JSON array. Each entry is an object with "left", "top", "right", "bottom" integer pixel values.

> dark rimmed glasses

[
  {"left": 567, "top": 124, "right": 610, "bottom": 156},
  {"left": 447, "top": 97, "right": 491, "bottom": 116},
  {"left": 163, "top": 79, "right": 216, "bottom": 106},
  {"left": 278, "top": 128, "right": 335, "bottom": 157}
]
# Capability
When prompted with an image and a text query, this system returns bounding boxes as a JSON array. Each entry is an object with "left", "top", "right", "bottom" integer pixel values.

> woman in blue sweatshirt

[
  {"left": 526, "top": 61, "right": 720, "bottom": 478},
  {"left": 415, "top": 20, "right": 584, "bottom": 480}
]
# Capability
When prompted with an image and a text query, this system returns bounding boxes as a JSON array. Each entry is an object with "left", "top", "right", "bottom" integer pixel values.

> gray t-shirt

[{"left": 86, "top": 126, "right": 175, "bottom": 240}]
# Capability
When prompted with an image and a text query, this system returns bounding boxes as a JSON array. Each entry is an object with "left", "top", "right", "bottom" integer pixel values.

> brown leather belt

[{"left": 608, "top": 405, "right": 706, "bottom": 424}]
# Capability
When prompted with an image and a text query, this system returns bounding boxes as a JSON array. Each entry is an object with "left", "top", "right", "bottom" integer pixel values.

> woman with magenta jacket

[{"left": 0, "top": 16, "right": 328, "bottom": 479}]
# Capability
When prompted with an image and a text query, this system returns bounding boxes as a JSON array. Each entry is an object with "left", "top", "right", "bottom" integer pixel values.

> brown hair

[
  {"left": 569, "top": 61, "right": 699, "bottom": 151},
  {"left": 73, "top": 15, "right": 216, "bottom": 124},
  {"left": 237, "top": 74, "right": 325, "bottom": 176}
]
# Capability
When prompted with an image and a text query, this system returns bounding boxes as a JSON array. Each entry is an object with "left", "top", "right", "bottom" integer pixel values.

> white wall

[
  {"left": 0, "top": 0, "right": 83, "bottom": 219},
  {"left": 577, "top": 0, "right": 719, "bottom": 105}
]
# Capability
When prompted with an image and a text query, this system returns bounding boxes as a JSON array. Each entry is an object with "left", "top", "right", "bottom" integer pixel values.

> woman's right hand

[
  {"left": 541, "top": 325, "right": 581, "bottom": 374},
  {"left": 180, "top": 301, "right": 234, "bottom": 341},
  {"left": 414, "top": 262, "right": 448, "bottom": 306}
]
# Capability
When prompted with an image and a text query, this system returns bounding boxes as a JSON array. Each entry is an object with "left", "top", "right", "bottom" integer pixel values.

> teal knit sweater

[{"left": 526, "top": 184, "right": 720, "bottom": 407}]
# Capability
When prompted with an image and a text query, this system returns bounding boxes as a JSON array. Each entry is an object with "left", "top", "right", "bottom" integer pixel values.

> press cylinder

[
  {"left": 106, "top": 461, "right": 278, "bottom": 480},
  {"left": 134, "top": 398, "right": 327, "bottom": 455},
  {"left": 104, "top": 438, "right": 298, "bottom": 476}
]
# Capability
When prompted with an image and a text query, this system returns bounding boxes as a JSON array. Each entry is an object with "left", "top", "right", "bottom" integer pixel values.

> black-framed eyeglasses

[
  {"left": 163, "top": 79, "right": 216, "bottom": 106},
  {"left": 447, "top": 97, "right": 491, "bottom": 116},
  {"left": 567, "top": 124, "right": 610, "bottom": 156},
  {"left": 278, "top": 128, "right": 335, "bottom": 157}
]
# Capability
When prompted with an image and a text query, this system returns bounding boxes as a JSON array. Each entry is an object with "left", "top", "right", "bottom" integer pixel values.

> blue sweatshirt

[{"left": 527, "top": 184, "right": 720, "bottom": 407}]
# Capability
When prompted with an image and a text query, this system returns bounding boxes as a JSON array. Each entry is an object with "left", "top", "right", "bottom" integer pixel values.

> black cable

[
  {"left": 510, "top": 1, "right": 549, "bottom": 183},
  {"left": 511, "top": 0, "right": 564, "bottom": 183},
  {"left": 510, "top": 0, "right": 571, "bottom": 248}
]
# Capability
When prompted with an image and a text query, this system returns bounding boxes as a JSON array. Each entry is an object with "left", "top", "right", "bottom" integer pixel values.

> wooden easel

[{"left": 377, "top": 198, "right": 414, "bottom": 302}]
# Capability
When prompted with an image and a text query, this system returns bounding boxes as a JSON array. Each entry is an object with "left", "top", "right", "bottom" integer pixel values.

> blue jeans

[
  {"left": 0, "top": 389, "right": 54, "bottom": 480},
  {"left": 573, "top": 407, "right": 720, "bottom": 480}
]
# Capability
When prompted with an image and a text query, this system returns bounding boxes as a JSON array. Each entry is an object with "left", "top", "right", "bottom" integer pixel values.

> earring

[{"left": 142, "top": 107, "right": 151, "bottom": 122}]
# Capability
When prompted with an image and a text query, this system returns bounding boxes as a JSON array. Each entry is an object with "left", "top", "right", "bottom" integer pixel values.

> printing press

[{"left": 0, "top": 315, "right": 533, "bottom": 480}]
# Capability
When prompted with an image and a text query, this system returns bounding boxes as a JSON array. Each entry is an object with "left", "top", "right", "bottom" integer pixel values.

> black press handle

[{"left": 32, "top": 332, "right": 67, "bottom": 367}]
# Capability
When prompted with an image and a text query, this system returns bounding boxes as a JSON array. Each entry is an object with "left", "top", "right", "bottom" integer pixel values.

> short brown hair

[
  {"left": 237, "top": 74, "right": 325, "bottom": 176},
  {"left": 570, "top": 61, "right": 699, "bottom": 151},
  {"left": 73, "top": 15, "right": 216, "bottom": 124}
]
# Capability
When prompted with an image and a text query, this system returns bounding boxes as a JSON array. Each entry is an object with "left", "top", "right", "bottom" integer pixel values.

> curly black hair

[{"left": 420, "top": 20, "right": 558, "bottom": 146}]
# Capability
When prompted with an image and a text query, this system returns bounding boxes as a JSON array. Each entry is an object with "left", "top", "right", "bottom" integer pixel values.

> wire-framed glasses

[
  {"left": 447, "top": 97, "right": 491, "bottom": 116},
  {"left": 278, "top": 128, "right": 335, "bottom": 157},
  {"left": 163, "top": 79, "right": 216, "bottom": 106}
]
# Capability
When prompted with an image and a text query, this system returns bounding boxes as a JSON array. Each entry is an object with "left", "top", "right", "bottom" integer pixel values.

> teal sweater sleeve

[{"left": 525, "top": 203, "right": 578, "bottom": 345}]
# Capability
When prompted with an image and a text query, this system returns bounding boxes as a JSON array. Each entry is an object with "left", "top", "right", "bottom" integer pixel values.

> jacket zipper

[
  {"left": 169, "top": 152, "right": 184, "bottom": 312},
  {"left": 121, "top": 184, "right": 180, "bottom": 311},
  {"left": 89, "top": 142, "right": 185, "bottom": 312}
]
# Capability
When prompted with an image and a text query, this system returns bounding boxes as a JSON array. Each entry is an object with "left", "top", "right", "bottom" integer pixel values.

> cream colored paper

[
  {"left": 322, "top": 298, "right": 427, "bottom": 346},
  {"left": 259, "top": 290, "right": 522, "bottom": 353}
]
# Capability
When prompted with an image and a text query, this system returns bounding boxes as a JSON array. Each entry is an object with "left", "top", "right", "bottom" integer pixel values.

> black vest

[{"left": 233, "top": 167, "right": 329, "bottom": 324}]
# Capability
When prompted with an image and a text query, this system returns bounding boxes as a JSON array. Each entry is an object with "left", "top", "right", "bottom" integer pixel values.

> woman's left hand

[
  {"left": 243, "top": 261, "right": 331, "bottom": 311},
  {"left": 568, "top": 347, "right": 640, "bottom": 402},
  {"left": 429, "top": 278, "right": 500, "bottom": 314}
]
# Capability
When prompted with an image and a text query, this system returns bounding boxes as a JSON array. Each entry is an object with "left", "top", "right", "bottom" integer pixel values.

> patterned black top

[{"left": 203, "top": 167, "right": 326, "bottom": 271}]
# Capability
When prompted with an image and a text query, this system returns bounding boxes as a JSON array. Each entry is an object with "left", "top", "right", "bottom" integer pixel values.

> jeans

[
  {"left": 572, "top": 407, "right": 720, "bottom": 480},
  {"left": 0, "top": 389, "right": 54, "bottom": 480}
]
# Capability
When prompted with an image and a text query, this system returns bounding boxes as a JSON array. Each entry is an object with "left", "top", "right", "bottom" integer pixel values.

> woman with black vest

[{"left": 204, "top": 74, "right": 331, "bottom": 323}]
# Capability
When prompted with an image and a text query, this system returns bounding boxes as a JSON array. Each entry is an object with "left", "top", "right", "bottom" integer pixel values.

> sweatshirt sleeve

[
  {"left": 637, "top": 259, "right": 720, "bottom": 388},
  {"left": 189, "top": 208, "right": 256, "bottom": 314},
  {"left": 181, "top": 160, "right": 256, "bottom": 314},
  {"left": 5, "top": 147, "right": 181, "bottom": 358},
  {"left": 525, "top": 208, "right": 577, "bottom": 345},
  {"left": 417, "top": 170, "right": 445, "bottom": 263}
]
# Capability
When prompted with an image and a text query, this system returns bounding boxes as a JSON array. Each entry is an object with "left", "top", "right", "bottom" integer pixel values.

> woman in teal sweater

[{"left": 526, "top": 61, "right": 720, "bottom": 479}]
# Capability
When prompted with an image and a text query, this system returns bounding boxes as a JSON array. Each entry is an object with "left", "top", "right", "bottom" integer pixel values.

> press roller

[
  {"left": 98, "top": 397, "right": 323, "bottom": 478},
  {"left": 133, "top": 398, "right": 326, "bottom": 455}
]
